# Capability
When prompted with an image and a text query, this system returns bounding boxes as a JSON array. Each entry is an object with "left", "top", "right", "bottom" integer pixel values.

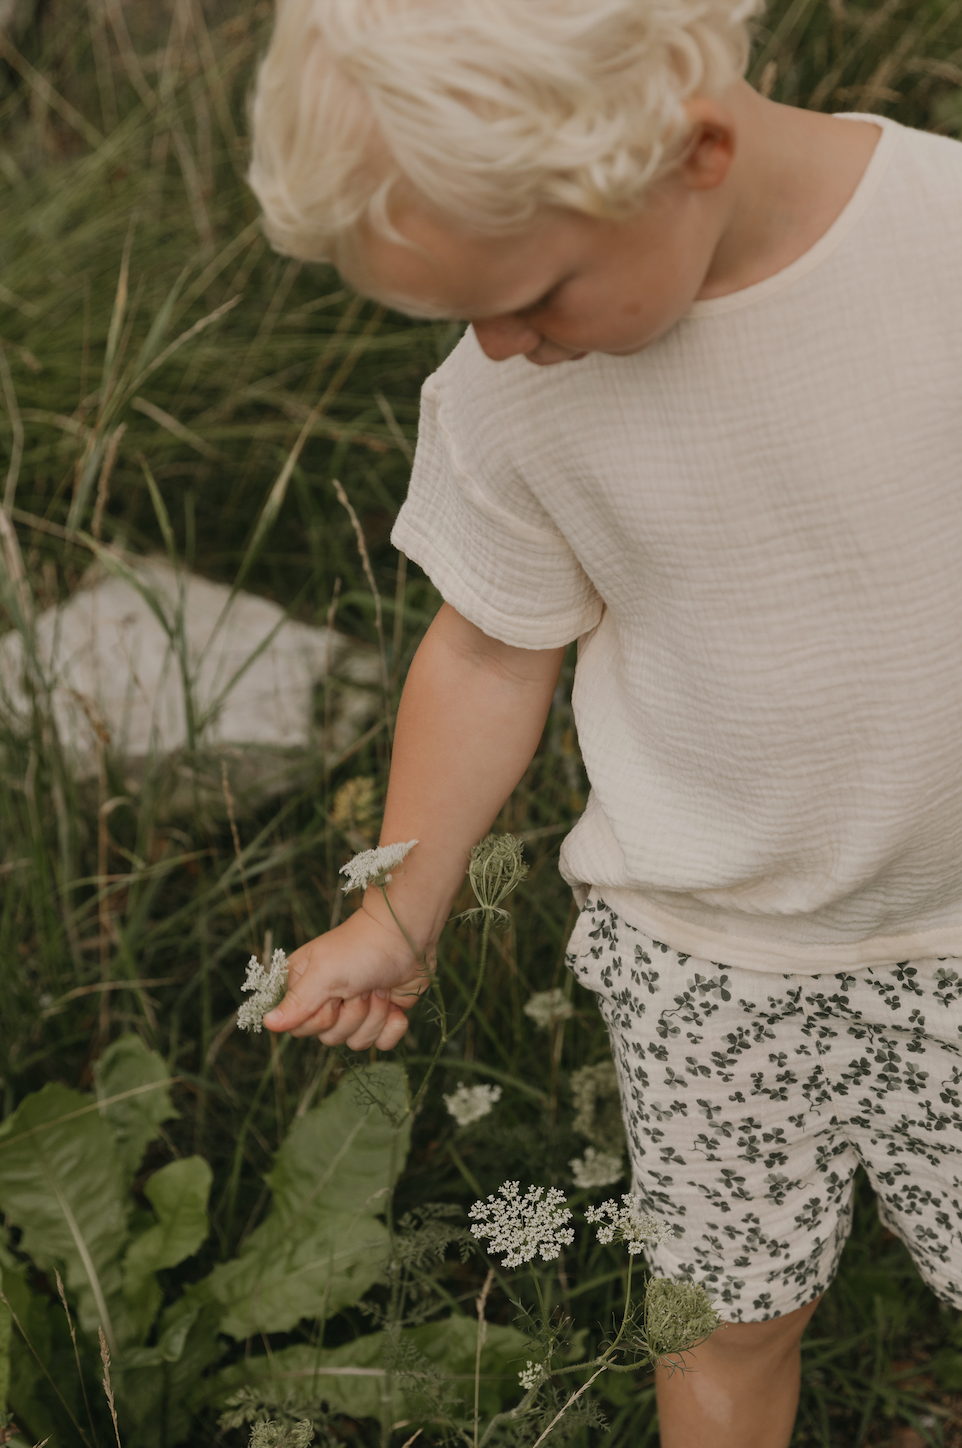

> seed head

[
  {"left": 643, "top": 1278, "right": 721, "bottom": 1362},
  {"left": 460, "top": 833, "right": 527, "bottom": 926}
]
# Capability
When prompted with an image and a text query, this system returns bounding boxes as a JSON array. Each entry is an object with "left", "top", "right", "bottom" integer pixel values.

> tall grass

[{"left": 1, "top": 0, "right": 962, "bottom": 1443}]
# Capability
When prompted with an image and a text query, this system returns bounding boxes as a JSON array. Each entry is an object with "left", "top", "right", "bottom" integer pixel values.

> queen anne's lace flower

[
  {"left": 523, "top": 988, "right": 575, "bottom": 1030},
  {"left": 584, "top": 1194, "right": 675, "bottom": 1254},
  {"left": 518, "top": 1361, "right": 546, "bottom": 1391},
  {"left": 443, "top": 1081, "right": 502, "bottom": 1128},
  {"left": 570, "top": 1146, "right": 624, "bottom": 1190},
  {"left": 339, "top": 840, "right": 418, "bottom": 893},
  {"left": 469, "top": 1181, "right": 574, "bottom": 1268},
  {"left": 237, "top": 948, "right": 289, "bottom": 1033}
]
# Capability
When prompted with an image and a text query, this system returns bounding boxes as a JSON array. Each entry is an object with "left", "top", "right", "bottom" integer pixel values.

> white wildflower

[
  {"left": 584, "top": 1194, "right": 675, "bottom": 1255},
  {"left": 518, "top": 1361, "right": 546, "bottom": 1391},
  {"left": 339, "top": 840, "right": 418, "bottom": 893},
  {"left": 523, "top": 988, "right": 575, "bottom": 1030},
  {"left": 570, "top": 1061, "right": 625, "bottom": 1154},
  {"left": 237, "top": 948, "right": 289, "bottom": 1033},
  {"left": 570, "top": 1146, "right": 624, "bottom": 1190},
  {"left": 469, "top": 1181, "right": 574, "bottom": 1269},
  {"left": 443, "top": 1081, "right": 502, "bottom": 1128}
]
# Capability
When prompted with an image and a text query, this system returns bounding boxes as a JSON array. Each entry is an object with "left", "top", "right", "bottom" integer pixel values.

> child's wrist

[{"left": 360, "top": 884, "right": 442, "bottom": 961}]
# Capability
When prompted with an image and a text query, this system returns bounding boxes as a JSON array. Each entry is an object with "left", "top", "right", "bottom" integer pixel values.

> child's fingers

[
  {"left": 264, "top": 982, "right": 338, "bottom": 1035},
  {"left": 342, "top": 991, "right": 394, "bottom": 1051},
  {"left": 287, "top": 999, "right": 343, "bottom": 1039},
  {"left": 314, "top": 992, "right": 377, "bottom": 1047},
  {"left": 374, "top": 1004, "right": 411, "bottom": 1051}
]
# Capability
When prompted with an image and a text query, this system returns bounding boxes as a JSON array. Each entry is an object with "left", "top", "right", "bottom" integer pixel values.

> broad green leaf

[
  {"left": 213, "top": 1331, "right": 392, "bottom": 1422},
  {"left": 212, "top": 1316, "right": 531, "bottom": 1423},
  {"left": 266, "top": 1063, "right": 409, "bottom": 1224},
  {"left": 123, "top": 1156, "right": 213, "bottom": 1340},
  {"left": 94, "top": 1034, "right": 178, "bottom": 1185},
  {"left": 205, "top": 1210, "right": 388, "bottom": 1340},
  {"left": 0, "top": 1084, "right": 132, "bottom": 1352},
  {"left": 405, "top": 1316, "right": 532, "bottom": 1419},
  {"left": 197, "top": 1064, "right": 410, "bottom": 1339}
]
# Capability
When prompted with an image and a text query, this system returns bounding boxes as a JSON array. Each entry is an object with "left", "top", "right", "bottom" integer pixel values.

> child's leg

[{"left": 656, "top": 1295, "right": 821, "bottom": 1448}]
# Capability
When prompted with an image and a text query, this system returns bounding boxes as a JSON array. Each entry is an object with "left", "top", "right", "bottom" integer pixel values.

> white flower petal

[
  {"left": 522, "top": 988, "right": 575, "bottom": 1030},
  {"left": 339, "top": 840, "right": 418, "bottom": 893},
  {"left": 570, "top": 1147, "right": 623, "bottom": 1190},
  {"left": 443, "top": 1082, "right": 503, "bottom": 1128},
  {"left": 469, "top": 1181, "right": 574, "bottom": 1268},
  {"left": 237, "top": 947, "right": 289, "bottom": 1033}
]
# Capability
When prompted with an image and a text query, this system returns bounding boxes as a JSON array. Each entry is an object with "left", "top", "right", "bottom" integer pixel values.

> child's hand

[{"left": 262, "top": 907, "right": 431, "bottom": 1051}]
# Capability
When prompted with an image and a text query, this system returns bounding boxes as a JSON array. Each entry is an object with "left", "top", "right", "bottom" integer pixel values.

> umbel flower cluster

[
  {"left": 523, "top": 987, "right": 575, "bottom": 1030},
  {"left": 339, "top": 839, "right": 418, "bottom": 893},
  {"left": 585, "top": 1194, "right": 676, "bottom": 1254},
  {"left": 237, "top": 948, "right": 289, "bottom": 1033},
  {"left": 443, "top": 1081, "right": 502, "bottom": 1127},
  {"left": 469, "top": 1181, "right": 575, "bottom": 1269},
  {"left": 569, "top": 1145, "right": 623, "bottom": 1190}
]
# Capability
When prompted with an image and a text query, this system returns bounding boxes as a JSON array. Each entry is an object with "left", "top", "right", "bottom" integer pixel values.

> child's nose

[{"left": 472, "top": 315, "right": 542, "bottom": 361}]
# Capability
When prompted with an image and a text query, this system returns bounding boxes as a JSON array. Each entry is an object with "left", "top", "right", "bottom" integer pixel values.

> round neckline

[{"left": 686, "top": 113, "right": 901, "bottom": 320}]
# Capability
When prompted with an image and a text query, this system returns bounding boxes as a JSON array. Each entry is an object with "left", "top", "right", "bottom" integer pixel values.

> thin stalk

[
  {"left": 474, "top": 1269, "right": 496, "bottom": 1448},
  {"left": 385, "top": 893, "right": 495, "bottom": 1122},
  {"left": 529, "top": 1365, "right": 608, "bottom": 1448},
  {"left": 55, "top": 1272, "right": 101, "bottom": 1448},
  {"left": 218, "top": 1051, "right": 276, "bottom": 1244}
]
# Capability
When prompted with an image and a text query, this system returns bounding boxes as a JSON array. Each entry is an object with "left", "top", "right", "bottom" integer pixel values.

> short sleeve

[{"left": 391, "top": 363, "right": 603, "bottom": 650}]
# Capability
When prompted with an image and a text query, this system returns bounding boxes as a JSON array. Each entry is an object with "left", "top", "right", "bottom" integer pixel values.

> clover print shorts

[{"left": 566, "top": 895, "right": 962, "bottom": 1322}]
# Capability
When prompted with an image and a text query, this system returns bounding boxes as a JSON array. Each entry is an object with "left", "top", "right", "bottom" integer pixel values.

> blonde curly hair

[{"left": 248, "top": 0, "right": 763, "bottom": 265}]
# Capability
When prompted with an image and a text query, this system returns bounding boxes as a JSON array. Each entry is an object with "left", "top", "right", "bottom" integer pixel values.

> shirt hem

[{"left": 592, "top": 886, "right": 962, "bottom": 973}]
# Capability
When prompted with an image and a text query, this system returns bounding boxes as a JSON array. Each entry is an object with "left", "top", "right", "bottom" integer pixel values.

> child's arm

[{"left": 263, "top": 602, "right": 566, "bottom": 1049}]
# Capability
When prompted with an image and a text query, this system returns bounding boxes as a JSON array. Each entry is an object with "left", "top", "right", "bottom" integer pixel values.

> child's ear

[{"left": 678, "top": 98, "right": 736, "bottom": 192}]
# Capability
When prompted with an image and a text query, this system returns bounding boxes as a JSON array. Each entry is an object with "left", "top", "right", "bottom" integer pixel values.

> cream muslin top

[{"left": 392, "top": 115, "right": 962, "bottom": 972}]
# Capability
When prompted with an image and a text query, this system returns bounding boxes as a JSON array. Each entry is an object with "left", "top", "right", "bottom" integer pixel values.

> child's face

[{"left": 346, "top": 109, "right": 734, "bottom": 366}]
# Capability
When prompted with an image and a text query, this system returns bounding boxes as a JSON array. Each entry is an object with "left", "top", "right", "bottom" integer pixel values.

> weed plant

[{"left": 2, "top": 1, "right": 962, "bottom": 1444}]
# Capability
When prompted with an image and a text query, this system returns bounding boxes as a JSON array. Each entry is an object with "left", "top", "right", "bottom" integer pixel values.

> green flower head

[
  {"left": 460, "top": 832, "right": 528, "bottom": 927},
  {"left": 642, "top": 1279, "right": 721, "bottom": 1363}
]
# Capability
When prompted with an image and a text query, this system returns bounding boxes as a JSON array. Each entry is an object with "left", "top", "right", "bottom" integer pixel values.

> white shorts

[{"left": 566, "top": 895, "right": 962, "bottom": 1322}]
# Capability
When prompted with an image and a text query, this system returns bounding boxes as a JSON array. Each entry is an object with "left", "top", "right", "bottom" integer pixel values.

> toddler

[{"left": 248, "top": 2, "right": 962, "bottom": 1444}]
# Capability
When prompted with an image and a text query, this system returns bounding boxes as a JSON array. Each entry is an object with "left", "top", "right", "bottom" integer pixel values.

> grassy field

[{"left": 2, "top": 1, "right": 962, "bottom": 1444}]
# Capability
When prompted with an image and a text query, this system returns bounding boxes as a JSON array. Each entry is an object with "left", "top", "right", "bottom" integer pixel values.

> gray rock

[{"left": 0, "top": 555, "right": 381, "bottom": 810}]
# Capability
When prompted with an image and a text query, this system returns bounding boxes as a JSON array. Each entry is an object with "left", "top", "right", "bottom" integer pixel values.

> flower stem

[{"left": 407, "top": 907, "right": 494, "bottom": 1120}]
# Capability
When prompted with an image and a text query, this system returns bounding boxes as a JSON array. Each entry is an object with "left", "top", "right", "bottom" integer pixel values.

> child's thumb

[{"left": 263, "top": 985, "right": 305, "bottom": 1032}]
